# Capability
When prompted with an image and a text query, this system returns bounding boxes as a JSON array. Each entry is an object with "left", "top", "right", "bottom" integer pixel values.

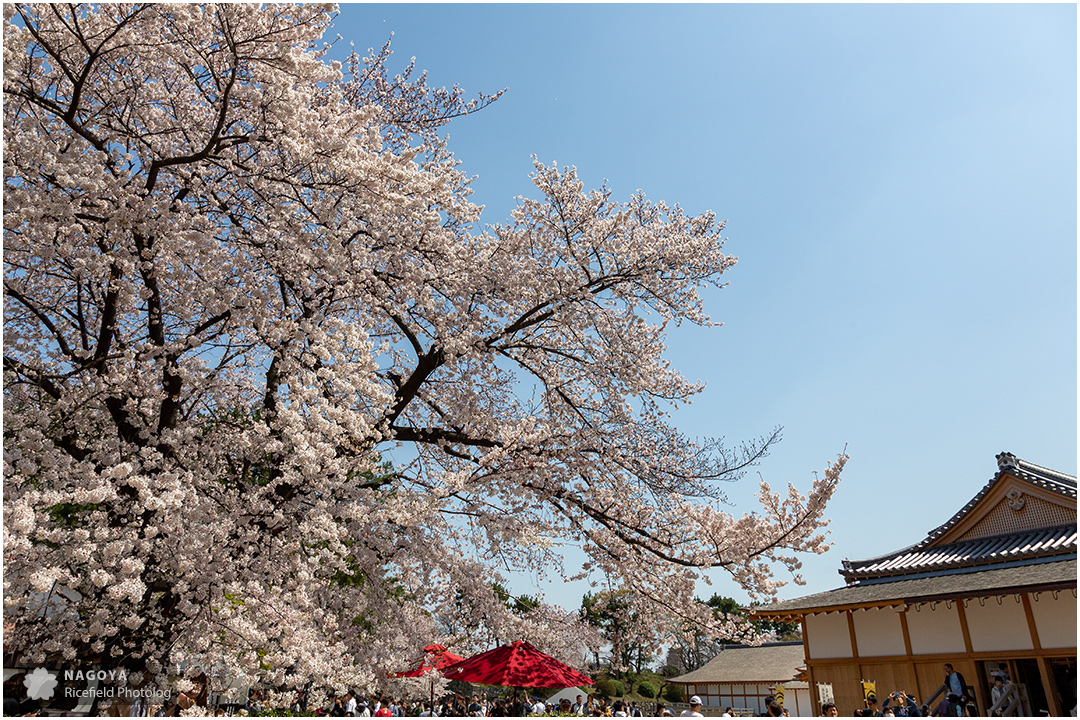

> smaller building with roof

[
  {"left": 668, "top": 641, "right": 811, "bottom": 716},
  {"left": 754, "top": 452, "right": 1076, "bottom": 717}
]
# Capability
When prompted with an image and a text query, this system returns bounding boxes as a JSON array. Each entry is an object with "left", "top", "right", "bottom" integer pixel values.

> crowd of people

[
  {"left": 844, "top": 663, "right": 996, "bottom": 717},
  {"left": 279, "top": 690, "right": 658, "bottom": 717}
]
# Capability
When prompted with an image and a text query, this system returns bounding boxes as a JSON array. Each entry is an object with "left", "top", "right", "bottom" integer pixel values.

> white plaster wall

[
  {"left": 851, "top": 607, "right": 906, "bottom": 657},
  {"left": 1029, "top": 590, "right": 1077, "bottom": 649},
  {"left": 806, "top": 612, "right": 853, "bottom": 659},
  {"left": 791, "top": 687, "right": 813, "bottom": 717},
  {"left": 906, "top": 601, "right": 966, "bottom": 655},
  {"left": 964, "top": 596, "right": 1033, "bottom": 652}
]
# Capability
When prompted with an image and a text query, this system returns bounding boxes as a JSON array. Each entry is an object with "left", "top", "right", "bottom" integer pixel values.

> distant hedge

[
  {"left": 663, "top": 685, "right": 685, "bottom": 703},
  {"left": 637, "top": 680, "right": 658, "bottom": 699},
  {"left": 594, "top": 677, "right": 616, "bottom": 697}
]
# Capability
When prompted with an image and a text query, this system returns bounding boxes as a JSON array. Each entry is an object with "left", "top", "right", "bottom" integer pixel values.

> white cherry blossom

[{"left": 4, "top": 3, "right": 845, "bottom": 697}]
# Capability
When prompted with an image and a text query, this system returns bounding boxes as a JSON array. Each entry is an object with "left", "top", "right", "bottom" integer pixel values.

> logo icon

[{"left": 24, "top": 667, "right": 58, "bottom": 700}]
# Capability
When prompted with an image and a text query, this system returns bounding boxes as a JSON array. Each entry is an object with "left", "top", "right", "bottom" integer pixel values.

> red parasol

[
  {"left": 394, "top": 644, "right": 465, "bottom": 709},
  {"left": 394, "top": 644, "right": 465, "bottom": 678},
  {"left": 441, "top": 640, "right": 595, "bottom": 688}
]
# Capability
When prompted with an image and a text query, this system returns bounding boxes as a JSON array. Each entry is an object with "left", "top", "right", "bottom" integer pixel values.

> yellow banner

[{"left": 862, "top": 680, "right": 877, "bottom": 705}]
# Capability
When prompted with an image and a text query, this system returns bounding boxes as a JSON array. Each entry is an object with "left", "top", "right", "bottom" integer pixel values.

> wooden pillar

[
  {"left": 1036, "top": 657, "right": 1063, "bottom": 717},
  {"left": 955, "top": 600, "right": 973, "bottom": 654},
  {"left": 1021, "top": 593, "right": 1042, "bottom": 650},
  {"left": 898, "top": 609, "right": 923, "bottom": 703},
  {"left": 847, "top": 611, "right": 860, "bottom": 658},
  {"left": 801, "top": 616, "right": 820, "bottom": 715},
  {"left": 1019, "top": 593, "right": 1062, "bottom": 716},
  {"left": 955, "top": 599, "right": 989, "bottom": 714}
]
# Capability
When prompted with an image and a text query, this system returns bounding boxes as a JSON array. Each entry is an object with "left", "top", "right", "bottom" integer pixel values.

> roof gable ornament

[
  {"left": 1006, "top": 489, "right": 1026, "bottom": 511},
  {"left": 998, "top": 452, "right": 1021, "bottom": 474}
]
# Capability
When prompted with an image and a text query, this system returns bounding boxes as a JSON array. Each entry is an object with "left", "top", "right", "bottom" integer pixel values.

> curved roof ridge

[{"left": 1013, "top": 456, "right": 1077, "bottom": 483}]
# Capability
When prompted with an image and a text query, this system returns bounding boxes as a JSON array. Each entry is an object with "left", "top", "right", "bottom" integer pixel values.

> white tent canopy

[{"left": 545, "top": 687, "right": 590, "bottom": 706}]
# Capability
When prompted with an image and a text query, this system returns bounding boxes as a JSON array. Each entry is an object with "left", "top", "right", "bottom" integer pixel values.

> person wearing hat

[
  {"left": 658, "top": 704, "right": 674, "bottom": 717},
  {"left": 679, "top": 696, "right": 704, "bottom": 717}
]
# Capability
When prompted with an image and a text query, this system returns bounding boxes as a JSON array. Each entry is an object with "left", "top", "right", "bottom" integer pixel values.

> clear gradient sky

[{"left": 330, "top": 4, "right": 1077, "bottom": 612}]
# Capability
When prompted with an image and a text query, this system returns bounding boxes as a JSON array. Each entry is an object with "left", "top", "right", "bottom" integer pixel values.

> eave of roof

[{"left": 755, "top": 558, "right": 1076, "bottom": 617}]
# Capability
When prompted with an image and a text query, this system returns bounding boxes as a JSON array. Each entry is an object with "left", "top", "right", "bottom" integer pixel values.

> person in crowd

[
  {"left": 943, "top": 664, "right": 968, "bottom": 712},
  {"left": 572, "top": 694, "right": 586, "bottom": 715},
  {"left": 855, "top": 693, "right": 883, "bottom": 717},
  {"left": 560, "top": 698, "right": 574, "bottom": 715},
  {"left": 721, "top": 707, "right": 734, "bottom": 718},
  {"left": 930, "top": 693, "right": 962, "bottom": 717},
  {"left": 883, "top": 691, "right": 920, "bottom": 717},
  {"left": 244, "top": 689, "right": 263, "bottom": 715},
  {"left": 680, "top": 695, "right": 704, "bottom": 717},
  {"left": 533, "top": 696, "right": 547, "bottom": 715},
  {"left": 766, "top": 699, "right": 789, "bottom": 717},
  {"left": 374, "top": 696, "right": 394, "bottom": 717},
  {"left": 328, "top": 693, "right": 346, "bottom": 716},
  {"left": 990, "top": 675, "right": 1010, "bottom": 715},
  {"left": 821, "top": 702, "right": 839, "bottom": 717},
  {"left": 657, "top": 704, "right": 674, "bottom": 717},
  {"left": 629, "top": 701, "right": 642, "bottom": 717}
]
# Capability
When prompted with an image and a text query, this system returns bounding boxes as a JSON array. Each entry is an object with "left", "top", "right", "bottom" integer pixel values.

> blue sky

[{"left": 330, "top": 4, "right": 1077, "bottom": 612}]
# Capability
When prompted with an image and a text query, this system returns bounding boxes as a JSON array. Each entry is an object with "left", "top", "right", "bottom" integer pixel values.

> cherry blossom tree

[{"left": 3, "top": 3, "right": 846, "bottom": 698}]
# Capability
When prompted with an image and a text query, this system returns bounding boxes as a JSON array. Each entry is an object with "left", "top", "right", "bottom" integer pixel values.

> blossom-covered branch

[{"left": 4, "top": 3, "right": 844, "bottom": 698}]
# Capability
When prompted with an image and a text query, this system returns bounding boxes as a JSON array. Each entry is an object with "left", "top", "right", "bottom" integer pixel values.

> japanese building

[
  {"left": 754, "top": 452, "right": 1076, "bottom": 716},
  {"left": 668, "top": 642, "right": 812, "bottom": 716}
]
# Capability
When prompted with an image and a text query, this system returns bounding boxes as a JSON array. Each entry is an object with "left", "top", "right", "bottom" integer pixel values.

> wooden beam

[
  {"left": 897, "top": 609, "right": 922, "bottom": 704},
  {"left": 752, "top": 581, "right": 1075, "bottom": 620},
  {"left": 955, "top": 600, "right": 974, "bottom": 654},
  {"left": 847, "top": 611, "right": 860, "bottom": 659},
  {"left": 898, "top": 608, "right": 913, "bottom": 657},
  {"left": 1037, "top": 656, "right": 1063, "bottom": 717},
  {"left": 1021, "top": 593, "right": 1042, "bottom": 651},
  {"left": 803, "top": 647, "right": 1077, "bottom": 667}
]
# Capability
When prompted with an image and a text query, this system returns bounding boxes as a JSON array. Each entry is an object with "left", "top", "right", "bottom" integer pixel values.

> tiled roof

[
  {"left": 756, "top": 558, "right": 1076, "bottom": 616},
  {"left": 669, "top": 642, "right": 805, "bottom": 685},
  {"left": 917, "top": 453, "right": 1076, "bottom": 549},
  {"left": 1008, "top": 455, "right": 1078, "bottom": 498},
  {"left": 840, "top": 453, "right": 1075, "bottom": 583},
  {"left": 842, "top": 524, "right": 1076, "bottom": 582}
]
